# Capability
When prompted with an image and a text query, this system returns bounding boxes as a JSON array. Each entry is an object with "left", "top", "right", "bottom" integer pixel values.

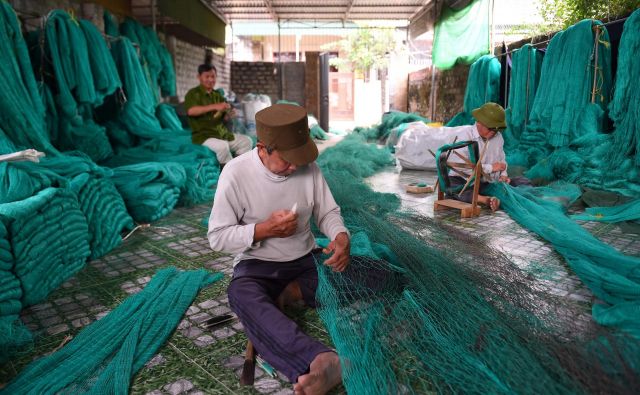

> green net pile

[
  {"left": 446, "top": 54, "right": 501, "bottom": 126},
  {"left": 503, "top": 44, "right": 544, "bottom": 150},
  {"left": 0, "top": 0, "right": 128, "bottom": 311},
  {"left": 432, "top": 0, "right": 490, "bottom": 70},
  {"left": 0, "top": 220, "right": 31, "bottom": 364},
  {"left": 313, "top": 134, "right": 639, "bottom": 393},
  {"left": 0, "top": 268, "right": 221, "bottom": 394},
  {"left": 353, "top": 111, "right": 429, "bottom": 141}
]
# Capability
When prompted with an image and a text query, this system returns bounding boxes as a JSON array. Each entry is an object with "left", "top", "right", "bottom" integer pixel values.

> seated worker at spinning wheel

[
  {"left": 447, "top": 102, "right": 531, "bottom": 211},
  {"left": 208, "top": 103, "right": 351, "bottom": 394}
]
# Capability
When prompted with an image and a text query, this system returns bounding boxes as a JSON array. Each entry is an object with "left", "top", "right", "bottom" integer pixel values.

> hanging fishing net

[
  {"left": 313, "top": 134, "right": 639, "bottom": 393},
  {"left": 446, "top": 55, "right": 501, "bottom": 127},
  {"left": 510, "top": 19, "right": 612, "bottom": 169},
  {"left": 0, "top": 268, "right": 221, "bottom": 394},
  {"left": 432, "top": 0, "right": 490, "bottom": 70},
  {"left": 504, "top": 44, "right": 544, "bottom": 151},
  {"left": 120, "top": 17, "right": 176, "bottom": 98}
]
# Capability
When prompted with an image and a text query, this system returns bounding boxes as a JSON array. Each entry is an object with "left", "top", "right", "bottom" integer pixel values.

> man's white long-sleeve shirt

[
  {"left": 208, "top": 148, "right": 348, "bottom": 264},
  {"left": 448, "top": 124, "right": 508, "bottom": 182}
]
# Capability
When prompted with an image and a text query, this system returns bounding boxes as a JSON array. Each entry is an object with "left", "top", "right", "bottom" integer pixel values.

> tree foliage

[
  {"left": 321, "top": 28, "right": 397, "bottom": 80},
  {"left": 538, "top": 0, "right": 639, "bottom": 31}
]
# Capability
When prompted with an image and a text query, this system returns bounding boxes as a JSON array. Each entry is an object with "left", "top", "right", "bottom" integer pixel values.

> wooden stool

[{"left": 433, "top": 140, "right": 483, "bottom": 218}]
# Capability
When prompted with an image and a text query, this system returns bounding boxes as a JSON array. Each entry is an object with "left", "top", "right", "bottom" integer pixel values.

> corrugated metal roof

[{"left": 211, "top": 0, "right": 433, "bottom": 22}]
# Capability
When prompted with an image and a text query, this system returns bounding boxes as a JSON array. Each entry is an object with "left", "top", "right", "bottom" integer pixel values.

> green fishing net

[
  {"left": 432, "top": 0, "right": 490, "bottom": 70},
  {"left": 0, "top": 268, "right": 221, "bottom": 394},
  {"left": 313, "top": 134, "right": 639, "bottom": 393},
  {"left": 446, "top": 54, "right": 501, "bottom": 127}
]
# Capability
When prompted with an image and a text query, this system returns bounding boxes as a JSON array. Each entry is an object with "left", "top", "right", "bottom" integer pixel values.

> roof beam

[
  {"left": 410, "top": 0, "right": 435, "bottom": 21},
  {"left": 343, "top": 0, "right": 355, "bottom": 22},
  {"left": 263, "top": 0, "right": 278, "bottom": 20}
]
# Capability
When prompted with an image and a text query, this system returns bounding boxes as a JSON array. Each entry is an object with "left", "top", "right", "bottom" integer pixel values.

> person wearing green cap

[
  {"left": 447, "top": 102, "right": 531, "bottom": 211},
  {"left": 184, "top": 64, "right": 252, "bottom": 165},
  {"left": 208, "top": 103, "right": 350, "bottom": 394}
]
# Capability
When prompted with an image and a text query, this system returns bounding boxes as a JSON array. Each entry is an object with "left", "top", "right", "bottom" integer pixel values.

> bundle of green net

[
  {"left": 0, "top": 0, "right": 129, "bottom": 314},
  {"left": 503, "top": 44, "right": 543, "bottom": 150},
  {"left": 446, "top": 54, "right": 501, "bottom": 126},
  {"left": 1, "top": 268, "right": 221, "bottom": 394},
  {"left": 313, "top": 134, "right": 639, "bottom": 393},
  {"left": 353, "top": 111, "right": 430, "bottom": 141}
]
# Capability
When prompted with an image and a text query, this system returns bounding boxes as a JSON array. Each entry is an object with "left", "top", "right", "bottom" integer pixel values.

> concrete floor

[{"left": 1, "top": 148, "right": 639, "bottom": 394}]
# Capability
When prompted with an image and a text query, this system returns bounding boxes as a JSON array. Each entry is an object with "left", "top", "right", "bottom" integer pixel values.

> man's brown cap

[
  {"left": 256, "top": 104, "right": 318, "bottom": 165},
  {"left": 472, "top": 102, "right": 507, "bottom": 130}
]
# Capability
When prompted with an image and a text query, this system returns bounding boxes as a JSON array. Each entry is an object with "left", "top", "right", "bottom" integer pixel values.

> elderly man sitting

[{"left": 447, "top": 102, "right": 531, "bottom": 211}]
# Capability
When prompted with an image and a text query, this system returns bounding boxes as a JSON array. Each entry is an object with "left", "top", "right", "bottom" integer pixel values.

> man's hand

[
  {"left": 322, "top": 232, "right": 350, "bottom": 272},
  {"left": 210, "top": 102, "right": 231, "bottom": 112},
  {"left": 254, "top": 210, "right": 297, "bottom": 241},
  {"left": 492, "top": 162, "right": 507, "bottom": 172},
  {"left": 498, "top": 175, "right": 511, "bottom": 183}
]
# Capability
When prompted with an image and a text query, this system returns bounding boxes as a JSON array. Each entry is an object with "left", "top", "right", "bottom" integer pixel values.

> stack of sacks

[
  {"left": 0, "top": 187, "right": 90, "bottom": 305},
  {"left": 0, "top": 220, "right": 31, "bottom": 363},
  {"left": 111, "top": 162, "right": 186, "bottom": 223}
]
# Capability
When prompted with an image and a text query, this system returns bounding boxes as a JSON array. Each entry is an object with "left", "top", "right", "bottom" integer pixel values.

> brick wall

[
  {"left": 167, "top": 39, "right": 230, "bottom": 101},
  {"left": 305, "top": 52, "right": 320, "bottom": 117},
  {"left": 231, "top": 62, "right": 280, "bottom": 104},
  {"left": 281, "top": 62, "right": 305, "bottom": 106},
  {"left": 408, "top": 63, "right": 470, "bottom": 123}
]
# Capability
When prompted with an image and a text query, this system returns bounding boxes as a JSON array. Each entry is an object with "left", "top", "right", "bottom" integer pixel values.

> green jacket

[{"left": 184, "top": 85, "right": 234, "bottom": 144}]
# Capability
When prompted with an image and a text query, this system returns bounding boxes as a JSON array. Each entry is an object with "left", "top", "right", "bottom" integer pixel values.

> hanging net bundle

[
  {"left": 503, "top": 44, "right": 544, "bottom": 151},
  {"left": 511, "top": 20, "right": 611, "bottom": 169},
  {"left": 0, "top": 268, "right": 221, "bottom": 394},
  {"left": 312, "top": 134, "right": 639, "bottom": 393},
  {"left": 119, "top": 17, "right": 176, "bottom": 98},
  {"left": 446, "top": 55, "right": 501, "bottom": 127}
]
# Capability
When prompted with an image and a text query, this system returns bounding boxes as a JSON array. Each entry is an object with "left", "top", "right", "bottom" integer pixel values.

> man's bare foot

[
  {"left": 293, "top": 352, "right": 342, "bottom": 395},
  {"left": 488, "top": 196, "right": 500, "bottom": 211}
]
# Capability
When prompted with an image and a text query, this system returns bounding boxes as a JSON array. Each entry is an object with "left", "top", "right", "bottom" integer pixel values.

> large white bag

[{"left": 394, "top": 123, "right": 473, "bottom": 170}]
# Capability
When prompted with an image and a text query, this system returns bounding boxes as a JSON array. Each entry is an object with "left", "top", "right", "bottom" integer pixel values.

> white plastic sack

[
  {"left": 395, "top": 123, "right": 472, "bottom": 170},
  {"left": 242, "top": 94, "right": 272, "bottom": 135}
]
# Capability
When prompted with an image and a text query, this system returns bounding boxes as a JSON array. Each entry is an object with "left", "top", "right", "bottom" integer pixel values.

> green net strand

[
  {"left": 504, "top": 44, "right": 544, "bottom": 151},
  {"left": 78, "top": 19, "right": 121, "bottom": 105},
  {"left": 608, "top": 9, "right": 640, "bottom": 167},
  {"left": 314, "top": 136, "right": 639, "bottom": 393},
  {"left": 446, "top": 55, "right": 501, "bottom": 127},
  {"left": 353, "top": 111, "right": 430, "bottom": 142},
  {"left": 432, "top": 0, "right": 490, "bottom": 70},
  {"left": 0, "top": 268, "right": 222, "bottom": 394},
  {"left": 486, "top": 183, "right": 640, "bottom": 337},
  {"left": 572, "top": 198, "right": 640, "bottom": 223}
]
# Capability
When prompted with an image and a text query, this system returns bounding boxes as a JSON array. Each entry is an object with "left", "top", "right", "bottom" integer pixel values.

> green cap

[
  {"left": 472, "top": 102, "right": 506, "bottom": 130},
  {"left": 256, "top": 104, "right": 318, "bottom": 166}
]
